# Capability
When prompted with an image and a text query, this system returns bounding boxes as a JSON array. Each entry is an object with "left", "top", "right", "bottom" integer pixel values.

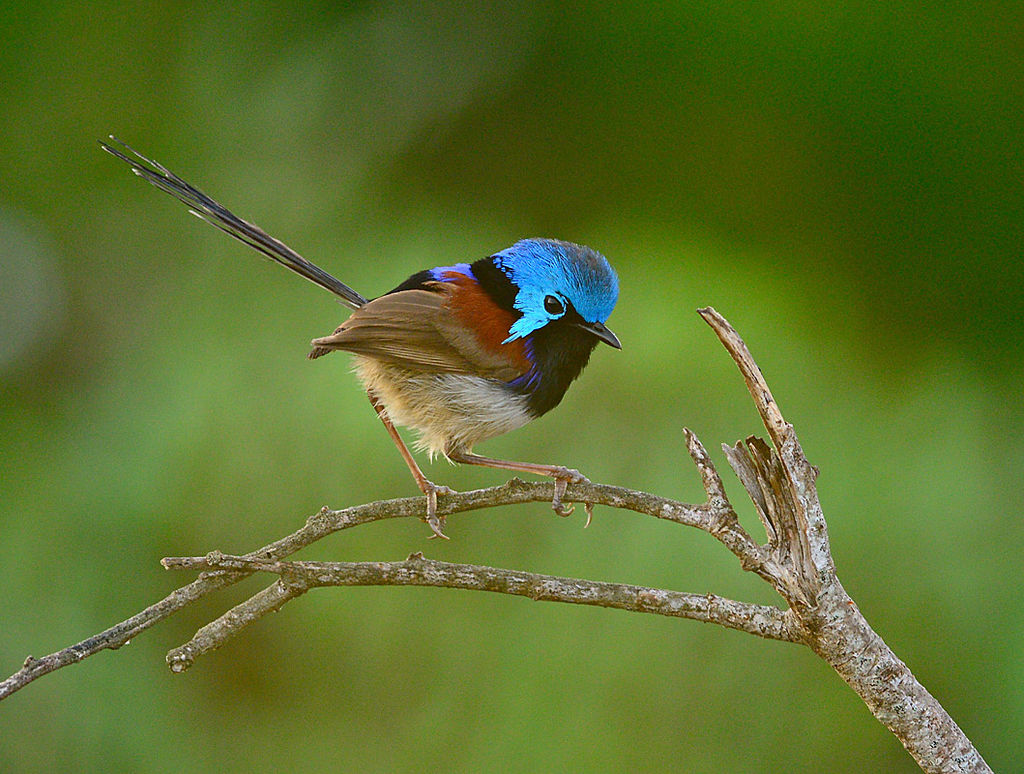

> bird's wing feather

[{"left": 310, "top": 286, "right": 524, "bottom": 381}]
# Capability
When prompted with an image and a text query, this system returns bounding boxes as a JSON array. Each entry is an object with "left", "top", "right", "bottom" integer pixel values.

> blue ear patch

[{"left": 493, "top": 238, "right": 619, "bottom": 342}]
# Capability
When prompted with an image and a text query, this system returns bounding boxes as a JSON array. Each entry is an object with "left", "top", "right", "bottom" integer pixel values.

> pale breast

[{"left": 354, "top": 356, "right": 532, "bottom": 458}]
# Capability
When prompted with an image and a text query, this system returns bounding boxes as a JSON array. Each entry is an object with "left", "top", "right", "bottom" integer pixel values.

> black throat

[
  {"left": 471, "top": 257, "right": 600, "bottom": 418},
  {"left": 518, "top": 320, "right": 600, "bottom": 417}
]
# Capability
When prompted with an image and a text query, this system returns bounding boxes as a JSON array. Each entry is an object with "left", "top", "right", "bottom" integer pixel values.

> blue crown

[{"left": 493, "top": 238, "right": 619, "bottom": 342}]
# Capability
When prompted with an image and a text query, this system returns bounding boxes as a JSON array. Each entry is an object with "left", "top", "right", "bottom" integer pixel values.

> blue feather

[
  {"left": 492, "top": 238, "right": 619, "bottom": 343},
  {"left": 429, "top": 263, "right": 475, "bottom": 281}
]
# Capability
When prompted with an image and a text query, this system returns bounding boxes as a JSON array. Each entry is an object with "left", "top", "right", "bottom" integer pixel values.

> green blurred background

[{"left": 2, "top": 2, "right": 1021, "bottom": 771}]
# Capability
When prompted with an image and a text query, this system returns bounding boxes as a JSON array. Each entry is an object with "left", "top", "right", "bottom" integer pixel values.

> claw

[
  {"left": 583, "top": 502, "right": 594, "bottom": 528},
  {"left": 551, "top": 475, "right": 579, "bottom": 517},
  {"left": 425, "top": 515, "right": 449, "bottom": 540},
  {"left": 421, "top": 482, "right": 454, "bottom": 540}
]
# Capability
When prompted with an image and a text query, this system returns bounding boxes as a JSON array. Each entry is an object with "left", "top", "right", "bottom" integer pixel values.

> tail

[{"left": 100, "top": 137, "right": 368, "bottom": 310}]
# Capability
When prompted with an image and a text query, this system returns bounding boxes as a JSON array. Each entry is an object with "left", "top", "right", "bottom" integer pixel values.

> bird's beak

[{"left": 576, "top": 320, "right": 622, "bottom": 349}]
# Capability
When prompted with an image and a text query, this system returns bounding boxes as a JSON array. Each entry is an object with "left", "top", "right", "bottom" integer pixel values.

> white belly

[{"left": 354, "top": 357, "right": 532, "bottom": 457}]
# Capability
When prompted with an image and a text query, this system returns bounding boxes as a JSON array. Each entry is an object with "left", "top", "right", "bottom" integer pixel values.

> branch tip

[
  {"left": 684, "top": 428, "right": 728, "bottom": 503},
  {"left": 697, "top": 307, "right": 787, "bottom": 448}
]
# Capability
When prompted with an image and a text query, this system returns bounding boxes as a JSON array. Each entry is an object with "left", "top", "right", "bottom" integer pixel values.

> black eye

[{"left": 544, "top": 295, "right": 565, "bottom": 316}]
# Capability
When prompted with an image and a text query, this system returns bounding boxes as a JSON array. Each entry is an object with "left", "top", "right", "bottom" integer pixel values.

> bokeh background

[{"left": 2, "top": 2, "right": 1021, "bottom": 772}]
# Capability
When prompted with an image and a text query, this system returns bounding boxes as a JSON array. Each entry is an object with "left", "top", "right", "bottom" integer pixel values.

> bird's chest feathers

[
  {"left": 440, "top": 272, "right": 531, "bottom": 374},
  {"left": 439, "top": 271, "right": 598, "bottom": 418}
]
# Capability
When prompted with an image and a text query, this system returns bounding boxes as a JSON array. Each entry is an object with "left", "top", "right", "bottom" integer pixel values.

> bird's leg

[
  {"left": 445, "top": 450, "right": 589, "bottom": 518},
  {"left": 368, "top": 394, "right": 453, "bottom": 539}
]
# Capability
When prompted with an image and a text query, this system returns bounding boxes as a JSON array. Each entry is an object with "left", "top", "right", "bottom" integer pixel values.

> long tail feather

[{"left": 100, "top": 137, "right": 368, "bottom": 309}]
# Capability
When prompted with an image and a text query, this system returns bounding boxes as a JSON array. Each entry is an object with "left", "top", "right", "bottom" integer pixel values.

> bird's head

[{"left": 492, "top": 238, "right": 621, "bottom": 349}]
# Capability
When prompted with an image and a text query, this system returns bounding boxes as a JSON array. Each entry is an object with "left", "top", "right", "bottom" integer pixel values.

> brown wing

[{"left": 308, "top": 285, "right": 524, "bottom": 381}]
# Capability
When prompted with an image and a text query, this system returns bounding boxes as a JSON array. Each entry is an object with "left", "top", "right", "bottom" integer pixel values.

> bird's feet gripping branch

[{"left": 445, "top": 451, "right": 589, "bottom": 517}]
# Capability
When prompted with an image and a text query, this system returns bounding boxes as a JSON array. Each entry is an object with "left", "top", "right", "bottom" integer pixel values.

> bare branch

[
  {"left": 698, "top": 307, "right": 788, "bottom": 447},
  {"left": 721, "top": 439, "right": 776, "bottom": 546},
  {"left": 699, "top": 307, "right": 989, "bottom": 773},
  {"left": 167, "top": 578, "right": 309, "bottom": 673},
  {"left": 699, "top": 307, "right": 834, "bottom": 579},
  {"left": 0, "top": 307, "right": 992, "bottom": 774},
  {"left": 0, "top": 468, "right": 773, "bottom": 701},
  {"left": 0, "top": 571, "right": 243, "bottom": 701},
  {"left": 683, "top": 429, "right": 783, "bottom": 584},
  {"left": 161, "top": 553, "right": 802, "bottom": 669}
]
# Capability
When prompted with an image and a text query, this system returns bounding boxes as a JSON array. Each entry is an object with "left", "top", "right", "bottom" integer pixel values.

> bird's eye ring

[{"left": 544, "top": 295, "right": 565, "bottom": 316}]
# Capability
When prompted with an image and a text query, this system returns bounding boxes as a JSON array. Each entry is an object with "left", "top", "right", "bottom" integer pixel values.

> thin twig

[
  {"left": 698, "top": 307, "right": 788, "bottom": 447},
  {"left": 0, "top": 571, "right": 242, "bottom": 701},
  {"left": 167, "top": 579, "right": 309, "bottom": 673}
]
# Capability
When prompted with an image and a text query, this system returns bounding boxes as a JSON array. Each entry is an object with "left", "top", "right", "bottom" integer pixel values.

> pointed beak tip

[
  {"left": 579, "top": 321, "right": 621, "bottom": 349},
  {"left": 602, "top": 330, "right": 622, "bottom": 350}
]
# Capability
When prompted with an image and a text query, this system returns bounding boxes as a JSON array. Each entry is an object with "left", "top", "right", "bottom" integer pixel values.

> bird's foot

[
  {"left": 420, "top": 481, "right": 456, "bottom": 540},
  {"left": 550, "top": 467, "right": 589, "bottom": 517}
]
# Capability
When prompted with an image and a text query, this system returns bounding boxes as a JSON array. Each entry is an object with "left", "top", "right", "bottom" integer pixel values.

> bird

[{"left": 101, "top": 138, "right": 621, "bottom": 539}]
